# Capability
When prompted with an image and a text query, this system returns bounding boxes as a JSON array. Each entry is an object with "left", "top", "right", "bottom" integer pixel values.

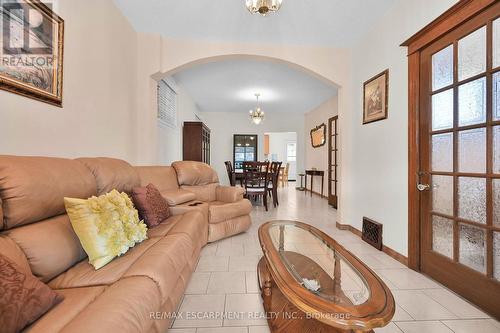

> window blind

[{"left": 157, "top": 80, "right": 177, "bottom": 128}]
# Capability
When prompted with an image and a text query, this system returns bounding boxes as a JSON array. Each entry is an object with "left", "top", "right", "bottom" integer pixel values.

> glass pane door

[
  {"left": 328, "top": 116, "right": 338, "bottom": 208},
  {"left": 419, "top": 5, "right": 500, "bottom": 318}
]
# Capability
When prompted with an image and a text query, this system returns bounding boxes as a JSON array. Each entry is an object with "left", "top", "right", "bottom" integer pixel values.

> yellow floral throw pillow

[{"left": 64, "top": 190, "right": 148, "bottom": 269}]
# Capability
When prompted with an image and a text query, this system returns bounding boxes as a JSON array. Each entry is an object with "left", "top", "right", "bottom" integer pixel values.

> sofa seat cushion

[
  {"left": 146, "top": 215, "right": 182, "bottom": 239},
  {"left": 208, "top": 199, "right": 253, "bottom": 224},
  {"left": 122, "top": 233, "right": 195, "bottom": 302},
  {"left": 58, "top": 277, "right": 160, "bottom": 333},
  {"left": 48, "top": 238, "right": 160, "bottom": 290},
  {"left": 23, "top": 286, "right": 106, "bottom": 333},
  {"left": 48, "top": 211, "right": 205, "bottom": 293},
  {"left": 167, "top": 211, "right": 208, "bottom": 250},
  {"left": 161, "top": 189, "right": 196, "bottom": 206}
]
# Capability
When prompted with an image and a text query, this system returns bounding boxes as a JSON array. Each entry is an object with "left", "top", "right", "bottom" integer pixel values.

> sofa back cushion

[
  {"left": 172, "top": 161, "right": 219, "bottom": 186},
  {"left": 180, "top": 184, "right": 218, "bottom": 202},
  {"left": 0, "top": 156, "right": 97, "bottom": 231},
  {"left": 5, "top": 214, "right": 87, "bottom": 282},
  {"left": 135, "top": 166, "right": 179, "bottom": 192},
  {"left": 77, "top": 157, "right": 140, "bottom": 195},
  {"left": 0, "top": 235, "right": 31, "bottom": 274}
]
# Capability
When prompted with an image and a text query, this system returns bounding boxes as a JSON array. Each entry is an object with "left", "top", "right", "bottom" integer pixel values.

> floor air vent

[{"left": 362, "top": 217, "right": 383, "bottom": 250}]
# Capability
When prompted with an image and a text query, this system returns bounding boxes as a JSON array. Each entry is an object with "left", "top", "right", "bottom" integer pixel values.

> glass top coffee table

[{"left": 257, "top": 220, "right": 395, "bottom": 332}]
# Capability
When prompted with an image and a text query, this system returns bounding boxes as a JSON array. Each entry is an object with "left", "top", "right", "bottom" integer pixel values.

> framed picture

[
  {"left": 0, "top": 0, "right": 64, "bottom": 106},
  {"left": 363, "top": 69, "right": 388, "bottom": 124},
  {"left": 310, "top": 123, "right": 326, "bottom": 148}
]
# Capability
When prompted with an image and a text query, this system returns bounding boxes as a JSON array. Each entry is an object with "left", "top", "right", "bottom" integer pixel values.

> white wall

[
  {"left": 342, "top": 0, "right": 459, "bottom": 256},
  {"left": 0, "top": 0, "right": 138, "bottom": 162},
  {"left": 200, "top": 112, "right": 305, "bottom": 185},
  {"left": 157, "top": 81, "right": 200, "bottom": 165},
  {"left": 304, "top": 96, "right": 338, "bottom": 196},
  {"left": 266, "top": 132, "right": 297, "bottom": 180}
]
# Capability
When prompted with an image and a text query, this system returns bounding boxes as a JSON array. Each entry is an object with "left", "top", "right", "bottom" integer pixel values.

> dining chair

[
  {"left": 243, "top": 161, "right": 270, "bottom": 211},
  {"left": 267, "top": 161, "right": 282, "bottom": 207},
  {"left": 224, "top": 161, "right": 235, "bottom": 186},
  {"left": 279, "top": 163, "right": 290, "bottom": 187}
]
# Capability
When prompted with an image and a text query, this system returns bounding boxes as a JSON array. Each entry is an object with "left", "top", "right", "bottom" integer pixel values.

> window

[
  {"left": 157, "top": 80, "right": 177, "bottom": 128},
  {"left": 286, "top": 142, "right": 296, "bottom": 162}
]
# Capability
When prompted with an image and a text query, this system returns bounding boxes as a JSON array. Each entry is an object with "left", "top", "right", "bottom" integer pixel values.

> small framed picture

[{"left": 363, "top": 69, "right": 388, "bottom": 124}]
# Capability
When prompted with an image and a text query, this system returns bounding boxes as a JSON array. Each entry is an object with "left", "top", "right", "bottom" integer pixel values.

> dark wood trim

[
  {"left": 407, "top": 52, "right": 421, "bottom": 271},
  {"left": 382, "top": 245, "right": 409, "bottom": 267},
  {"left": 401, "top": 0, "right": 497, "bottom": 54},
  {"left": 336, "top": 222, "right": 409, "bottom": 267},
  {"left": 336, "top": 221, "right": 362, "bottom": 237},
  {"left": 328, "top": 116, "right": 338, "bottom": 208}
]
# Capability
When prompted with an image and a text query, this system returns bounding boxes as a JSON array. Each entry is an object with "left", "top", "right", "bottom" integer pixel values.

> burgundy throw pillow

[
  {"left": 131, "top": 183, "right": 170, "bottom": 228},
  {"left": 0, "top": 254, "right": 63, "bottom": 333}
]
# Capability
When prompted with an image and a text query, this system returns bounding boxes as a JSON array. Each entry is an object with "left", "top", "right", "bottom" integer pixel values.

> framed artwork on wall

[
  {"left": 363, "top": 69, "right": 388, "bottom": 124},
  {"left": 0, "top": 0, "right": 64, "bottom": 106},
  {"left": 310, "top": 123, "right": 326, "bottom": 148}
]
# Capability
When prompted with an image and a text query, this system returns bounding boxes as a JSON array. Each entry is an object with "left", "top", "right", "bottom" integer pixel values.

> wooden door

[
  {"left": 418, "top": 3, "right": 500, "bottom": 318},
  {"left": 328, "top": 116, "right": 338, "bottom": 208}
]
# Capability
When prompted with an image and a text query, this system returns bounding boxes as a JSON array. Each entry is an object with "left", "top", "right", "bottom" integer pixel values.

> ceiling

[
  {"left": 113, "top": 0, "right": 396, "bottom": 47},
  {"left": 172, "top": 58, "right": 337, "bottom": 114}
]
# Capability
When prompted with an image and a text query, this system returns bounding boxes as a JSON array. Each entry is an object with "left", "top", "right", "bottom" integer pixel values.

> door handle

[{"left": 417, "top": 183, "right": 431, "bottom": 191}]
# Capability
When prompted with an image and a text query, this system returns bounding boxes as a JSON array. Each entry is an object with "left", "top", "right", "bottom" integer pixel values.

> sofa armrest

[
  {"left": 216, "top": 186, "right": 245, "bottom": 203},
  {"left": 161, "top": 189, "right": 196, "bottom": 206}
]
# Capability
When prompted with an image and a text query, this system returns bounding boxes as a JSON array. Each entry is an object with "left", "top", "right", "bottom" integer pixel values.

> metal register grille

[{"left": 362, "top": 217, "right": 383, "bottom": 250}]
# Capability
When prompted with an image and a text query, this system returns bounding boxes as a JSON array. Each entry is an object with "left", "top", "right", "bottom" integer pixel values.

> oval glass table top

[
  {"left": 258, "top": 220, "right": 395, "bottom": 330},
  {"left": 268, "top": 222, "right": 370, "bottom": 305}
]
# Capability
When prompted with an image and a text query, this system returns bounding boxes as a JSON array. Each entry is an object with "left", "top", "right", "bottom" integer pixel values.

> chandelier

[
  {"left": 249, "top": 93, "right": 265, "bottom": 125},
  {"left": 245, "top": 0, "right": 283, "bottom": 16}
]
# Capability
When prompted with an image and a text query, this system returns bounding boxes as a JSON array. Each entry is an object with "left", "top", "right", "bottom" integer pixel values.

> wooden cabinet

[{"left": 183, "top": 121, "right": 210, "bottom": 164}]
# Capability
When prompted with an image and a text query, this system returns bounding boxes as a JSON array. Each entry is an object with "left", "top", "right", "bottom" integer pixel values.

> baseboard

[
  {"left": 382, "top": 245, "right": 408, "bottom": 266},
  {"left": 335, "top": 222, "right": 408, "bottom": 266},
  {"left": 336, "top": 221, "right": 362, "bottom": 237}
]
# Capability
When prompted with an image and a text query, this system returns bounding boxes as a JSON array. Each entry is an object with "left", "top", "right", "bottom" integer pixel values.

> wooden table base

[{"left": 257, "top": 257, "right": 373, "bottom": 333}]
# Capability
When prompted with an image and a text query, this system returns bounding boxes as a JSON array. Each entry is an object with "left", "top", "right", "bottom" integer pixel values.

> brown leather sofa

[
  {"left": 0, "top": 156, "right": 252, "bottom": 333},
  {"left": 135, "top": 161, "right": 252, "bottom": 242}
]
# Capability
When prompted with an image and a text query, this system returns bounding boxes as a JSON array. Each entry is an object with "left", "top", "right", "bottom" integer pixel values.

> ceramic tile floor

[{"left": 170, "top": 186, "right": 500, "bottom": 333}]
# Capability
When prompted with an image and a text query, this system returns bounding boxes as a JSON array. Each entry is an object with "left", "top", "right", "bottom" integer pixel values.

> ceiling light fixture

[
  {"left": 249, "top": 93, "right": 265, "bottom": 125},
  {"left": 245, "top": 0, "right": 283, "bottom": 16}
]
